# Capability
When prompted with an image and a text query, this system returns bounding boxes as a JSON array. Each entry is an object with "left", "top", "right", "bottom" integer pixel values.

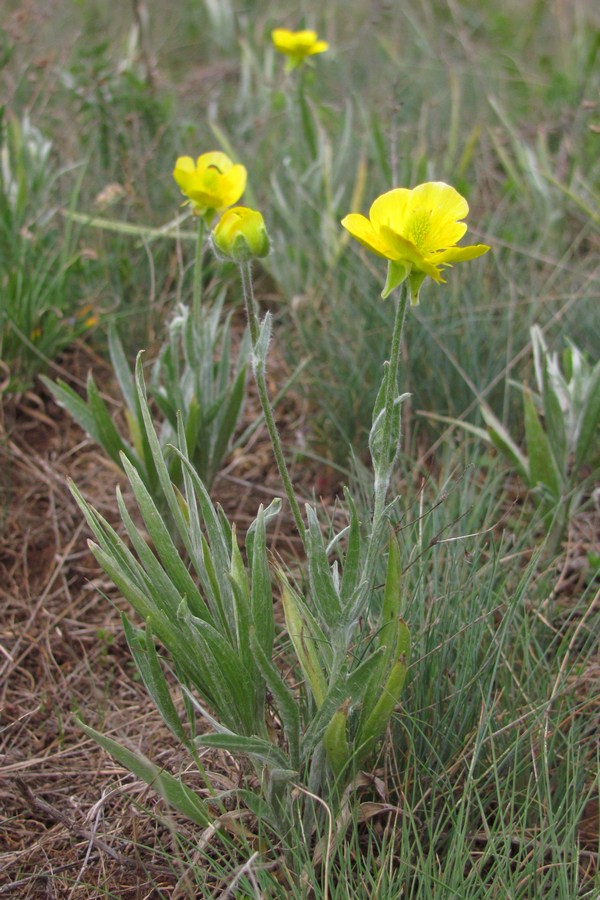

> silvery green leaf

[
  {"left": 253, "top": 311, "right": 272, "bottom": 365},
  {"left": 79, "top": 720, "right": 212, "bottom": 827}
]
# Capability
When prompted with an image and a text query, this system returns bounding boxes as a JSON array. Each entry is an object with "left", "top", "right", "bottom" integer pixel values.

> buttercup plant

[
  {"left": 45, "top": 150, "right": 252, "bottom": 513},
  {"left": 342, "top": 181, "right": 490, "bottom": 518},
  {"left": 72, "top": 180, "right": 490, "bottom": 840},
  {"left": 271, "top": 27, "right": 329, "bottom": 71},
  {"left": 173, "top": 150, "right": 247, "bottom": 328},
  {"left": 270, "top": 26, "right": 329, "bottom": 163}
]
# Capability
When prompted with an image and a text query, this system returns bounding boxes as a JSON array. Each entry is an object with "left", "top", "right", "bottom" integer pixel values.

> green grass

[
  {"left": 122, "top": 443, "right": 596, "bottom": 897},
  {"left": 2, "top": 0, "right": 598, "bottom": 896}
]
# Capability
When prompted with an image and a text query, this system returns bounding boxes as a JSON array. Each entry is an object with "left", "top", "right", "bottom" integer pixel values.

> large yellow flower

[
  {"left": 271, "top": 28, "right": 329, "bottom": 69},
  {"left": 341, "top": 182, "right": 490, "bottom": 303},
  {"left": 173, "top": 152, "right": 247, "bottom": 221}
]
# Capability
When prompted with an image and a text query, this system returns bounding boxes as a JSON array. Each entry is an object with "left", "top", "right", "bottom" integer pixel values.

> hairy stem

[{"left": 240, "top": 261, "right": 306, "bottom": 539}]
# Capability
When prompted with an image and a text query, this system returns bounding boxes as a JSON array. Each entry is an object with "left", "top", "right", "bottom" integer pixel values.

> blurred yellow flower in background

[
  {"left": 342, "top": 182, "right": 490, "bottom": 303},
  {"left": 271, "top": 28, "right": 329, "bottom": 69},
  {"left": 173, "top": 152, "right": 247, "bottom": 221}
]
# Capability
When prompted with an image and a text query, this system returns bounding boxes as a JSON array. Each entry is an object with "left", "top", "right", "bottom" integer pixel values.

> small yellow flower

[
  {"left": 173, "top": 151, "right": 247, "bottom": 221},
  {"left": 271, "top": 28, "right": 329, "bottom": 69},
  {"left": 212, "top": 207, "right": 270, "bottom": 262},
  {"left": 341, "top": 182, "right": 490, "bottom": 303}
]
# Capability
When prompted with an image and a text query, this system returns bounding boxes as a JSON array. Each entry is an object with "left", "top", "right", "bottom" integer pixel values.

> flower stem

[
  {"left": 373, "top": 282, "right": 409, "bottom": 524},
  {"left": 192, "top": 216, "right": 205, "bottom": 330},
  {"left": 240, "top": 261, "right": 305, "bottom": 539}
]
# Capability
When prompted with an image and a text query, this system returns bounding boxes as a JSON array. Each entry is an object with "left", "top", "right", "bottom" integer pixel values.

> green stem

[
  {"left": 192, "top": 216, "right": 205, "bottom": 330},
  {"left": 372, "top": 283, "right": 409, "bottom": 524},
  {"left": 240, "top": 261, "right": 306, "bottom": 539}
]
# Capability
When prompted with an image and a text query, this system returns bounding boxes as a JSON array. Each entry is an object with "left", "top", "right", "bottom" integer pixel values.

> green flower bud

[{"left": 212, "top": 207, "right": 270, "bottom": 262}]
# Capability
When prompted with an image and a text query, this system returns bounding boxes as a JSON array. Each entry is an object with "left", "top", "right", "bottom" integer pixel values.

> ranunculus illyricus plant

[
  {"left": 212, "top": 207, "right": 270, "bottom": 262},
  {"left": 271, "top": 28, "right": 329, "bottom": 70},
  {"left": 341, "top": 182, "right": 490, "bottom": 304},
  {"left": 173, "top": 151, "right": 247, "bottom": 222}
]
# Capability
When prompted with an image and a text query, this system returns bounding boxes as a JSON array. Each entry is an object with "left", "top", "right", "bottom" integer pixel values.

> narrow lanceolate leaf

[
  {"left": 78, "top": 720, "right": 212, "bottom": 827},
  {"left": 323, "top": 700, "right": 351, "bottom": 779},
  {"left": 40, "top": 376, "right": 99, "bottom": 442},
  {"left": 356, "top": 654, "right": 410, "bottom": 767},
  {"left": 358, "top": 527, "right": 408, "bottom": 737},
  {"left": 183, "top": 395, "right": 201, "bottom": 463},
  {"left": 85, "top": 373, "right": 136, "bottom": 469},
  {"left": 541, "top": 365, "right": 567, "bottom": 474},
  {"left": 177, "top": 600, "right": 256, "bottom": 735},
  {"left": 253, "top": 311, "right": 272, "bottom": 366},
  {"left": 523, "top": 388, "right": 562, "bottom": 500},
  {"left": 122, "top": 616, "right": 187, "bottom": 744},
  {"left": 369, "top": 366, "right": 389, "bottom": 473},
  {"left": 301, "top": 646, "right": 386, "bottom": 760},
  {"left": 197, "top": 732, "right": 292, "bottom": 772},
  {"left": 575, "top": 363, "right": 600, "bottom": 470},
  {"left": 306, "top": 505, "right": 342, "bottom": 629},
  {"left": 69, "top": 481, "right": 159, "bottom": 601},
  {"left": 340, "top": 488, "right": 361, "bottom": 604},
  {"left": 134, "top": 354, "right": 192, "bottom": 553},
  {"left": 118, "top": 457, "right": 211, "bottom": 622},
  {"left": 168, "top": 445, "right": 232, "bottom": 591},
  {"left": 249, "top": 506, "right": 275, "bottom": 660},
  {"left": 279, "top": 576, "right": 328, "bottom": 709},
  {"left": 298, "top": 82, "right": 318, "bottom": 159},
  {"left": 246, "top": 498, "right": 281, "bottom": 564},
  {"left": 249, "top": 628, "right": 300, "bottom": 769},
  {"left": 480, "top": 404, "right": 529, "bottom": 481},
  {"left": 380, "top": 530, "right": 403, "bottom": 649},
  {"left": 227, "top": 573, "right": 254, "bottom": 682},
  {"left": 108, "top": 325, "right": 137, "bottom": 414},
  {"left": 210, "top": 361, "right": 247, "bottom": 484},
  {"left": 229, "top": 524, "right": 250, "bottom": 604}
]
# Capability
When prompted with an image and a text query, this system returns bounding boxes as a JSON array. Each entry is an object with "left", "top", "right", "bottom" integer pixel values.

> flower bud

[{"left": 212, "top": 207, "right": 270, "bottom": 262}]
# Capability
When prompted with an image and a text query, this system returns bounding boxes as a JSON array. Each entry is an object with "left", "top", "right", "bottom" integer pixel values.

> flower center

[{"left": 406, "top": 209, "right": 431, "bottom": 250}]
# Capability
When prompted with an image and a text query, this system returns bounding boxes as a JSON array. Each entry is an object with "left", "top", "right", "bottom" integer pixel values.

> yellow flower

[
  {"left": 212, "top": 207, "right": 270, "bottom": 262},
  {"left": 173, "top": 151, "right": 247, "bottom": 221},
  {"left": 341, "top": 182, "right": 490, "bottom": 303},
  {"left": 271, "top": 28, "right": 329, "bottom": 69}
]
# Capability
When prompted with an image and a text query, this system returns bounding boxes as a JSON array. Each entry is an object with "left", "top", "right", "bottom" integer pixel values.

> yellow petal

[
  {"left": 288, "top": 29, "right": 319, "bottom": 48},
  {"left": 341, "top": 213, "right": 394, "bottom": 259},
  {"left": 217, "top": 164, "right": 248, "bottom": 208},
  {"left": 409, "top": 182, "right": 468, "bottom": 222},
  {"left": 197, "top": 151, "right": 234, "bottom": 175},
  {"left": 307, "top": 40, "right": 329, "bottom": 55},
  {"left": 409, "top": 182, "right": 469, "bottom": 252},
  {"left": 434, "top": 244, "right": 490, "bottom": 265},
  {"left": 173, "top": 156, "right": 196, "bottom": 190},
  {"left": 271, "top": 28, "right": 295, "bottom": 51},
  {"left": 369, "top": 188, "right": 412, "bottom": 236},
  {"left": 272, "top": 28, "right": 312, "bottom": 53}
]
